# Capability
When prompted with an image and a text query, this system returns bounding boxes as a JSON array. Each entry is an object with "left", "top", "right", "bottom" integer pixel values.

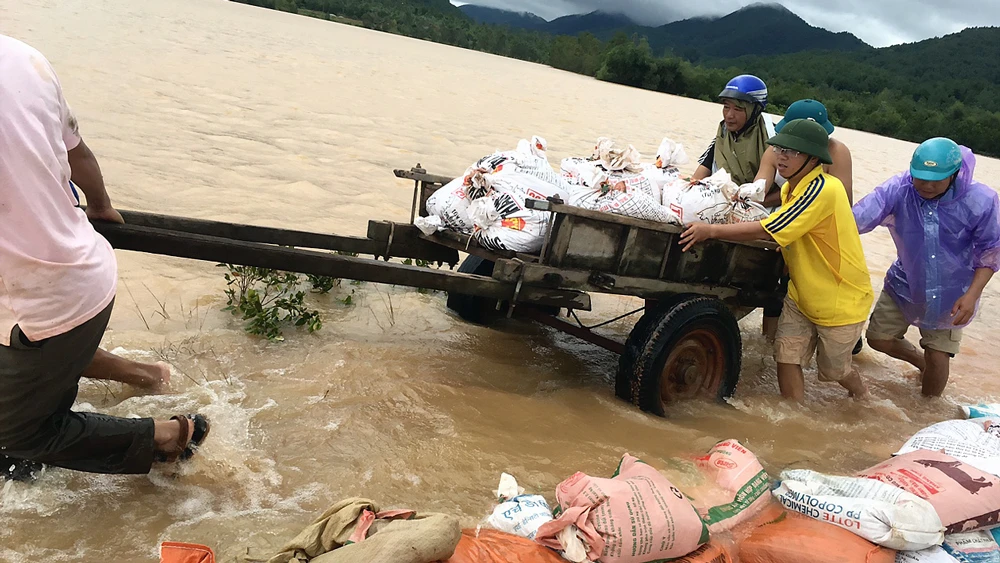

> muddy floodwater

[{"left": 4, "top": 1, "right": 1000, "bottom": 561}]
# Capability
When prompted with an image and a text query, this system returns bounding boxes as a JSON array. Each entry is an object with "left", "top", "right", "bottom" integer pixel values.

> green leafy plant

[
  {"left": 220, "top": 264, "right": 323, "bottom": 341},
  {"left": 307, "top": 274, "right": 340, "bottom": 294}
]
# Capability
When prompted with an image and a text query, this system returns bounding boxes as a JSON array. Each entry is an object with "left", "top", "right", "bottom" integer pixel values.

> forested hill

[
  {"left": 230, "top": 0, "right": 1000, "bottom": 157},
  {"left": 458, "top": 3, "right": 870, "bottom": 59},
  {"left": 648, "top": 4, "right": 870, "bottom": 59}
]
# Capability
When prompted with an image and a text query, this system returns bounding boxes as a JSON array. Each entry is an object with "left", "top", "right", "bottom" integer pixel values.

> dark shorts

[{"left": 0, "top": 299, "right": 156, "bottom": 475}]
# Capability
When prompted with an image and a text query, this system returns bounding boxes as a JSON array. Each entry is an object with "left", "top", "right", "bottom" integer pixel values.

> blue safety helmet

[
  {"left": 718, "top": 74, "right": 768, "bottom": 110},
  {"left": 910, "top": 137, "right": 962, "bottom": 182}
]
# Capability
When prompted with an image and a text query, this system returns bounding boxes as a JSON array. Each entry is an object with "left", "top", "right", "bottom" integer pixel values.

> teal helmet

[
  {"left": 910, "top": 138, "right": 962, "bottom": 181},
  {"left": 776, "top": 99, "right": 834, "bottom": 134}
]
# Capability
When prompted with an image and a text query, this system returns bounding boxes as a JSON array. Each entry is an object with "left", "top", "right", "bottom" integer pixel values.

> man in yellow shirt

[{"left": 679, "top": 119, "right": 874, "bottom": 401}]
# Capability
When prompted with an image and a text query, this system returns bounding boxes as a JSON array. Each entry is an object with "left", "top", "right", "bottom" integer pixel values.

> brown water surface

[{"left": 4, "top": 1, "right": 1000, "bottom": 561}]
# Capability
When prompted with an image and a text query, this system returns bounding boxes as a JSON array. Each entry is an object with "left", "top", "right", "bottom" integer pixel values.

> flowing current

[{"left": 3, "top": 1, "right": 1000, "bottom": 561}]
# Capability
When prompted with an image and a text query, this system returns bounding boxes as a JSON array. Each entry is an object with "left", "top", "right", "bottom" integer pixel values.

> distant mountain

[
  {"left": 543, "top": 10, "right": 638, "bottom": 37},
  {"left": 457, "top": 3, "right": 869, "bottom": 59},
  {"left": 458, "top": 4, "right": 547, "bottom": 29},
  {"left": 649, "top": 4, "right": 871, "bottom": 59}
]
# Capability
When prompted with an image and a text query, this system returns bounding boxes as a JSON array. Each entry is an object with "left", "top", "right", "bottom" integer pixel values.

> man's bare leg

[
  {"left": 867, "top": 337, "right": 926, "bottom": 371},
  {"left": 762, "top": 316, "right": 779, "bottom": 343},
  {"left": 84, "top": 348, "right": 171, "bottom": 391},
  {"left": 921, "top": 349, "right": 951, "bottom": 397},
  {"left": 777, "top": 362, "right": 805, "bottom": 402},
  {"left": 837, "top": 368, "right": 870, "bottom": 399}
]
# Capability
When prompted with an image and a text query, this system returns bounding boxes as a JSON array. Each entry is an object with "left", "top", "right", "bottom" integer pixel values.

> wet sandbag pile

[
  {"left": 762, "top": 417, "right": 1000, "bottom": 563},
  {"left": 163, "top": 423, "right": 1000, "bottom": 563},
  {"left": 417, "top": 136, "right": 570, "bottom": 253}
]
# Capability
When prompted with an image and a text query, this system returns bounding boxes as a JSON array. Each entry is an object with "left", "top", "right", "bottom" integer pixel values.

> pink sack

[
  {"left": 535, "top": 454, "right": 709, "bottom": 563},
  {"left": 690, "top": 440, "right": 772, "bottom": 534},
  {"left": 858, "top": 450, "right": 1000, "bottom": 533}
]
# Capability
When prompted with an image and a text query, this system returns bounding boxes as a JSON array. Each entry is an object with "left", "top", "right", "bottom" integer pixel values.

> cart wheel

[
  {"left": 616, "top": 296, "right": 687, "bottom": 403},
  {"left": 621, "top": 296, "right": 741, "bottom": 416},
  {"left": 447, "top": 256, "right": 501, "bottom": 324}
]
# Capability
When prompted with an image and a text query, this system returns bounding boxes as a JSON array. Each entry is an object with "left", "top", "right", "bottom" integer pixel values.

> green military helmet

[
  {"left": 910, "top": 137, "right": 962, "bottom": 181},
  {"left": 766, "top": 118, "right": 832, "bottom": 164},
  {"left": 776, "top": 99, "right": 834, "bottom": 134}
]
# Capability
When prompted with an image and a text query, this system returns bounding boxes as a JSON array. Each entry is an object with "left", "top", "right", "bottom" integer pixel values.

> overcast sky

[{"left": 452, "top": 0, "right": 998, "bottom": 47}]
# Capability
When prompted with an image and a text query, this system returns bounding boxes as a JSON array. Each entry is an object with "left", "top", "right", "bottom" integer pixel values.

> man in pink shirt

[{"left": 0, "top": 34, "right": 209, "bottom": 479}]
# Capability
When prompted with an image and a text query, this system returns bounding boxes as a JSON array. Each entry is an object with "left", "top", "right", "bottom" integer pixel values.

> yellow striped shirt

[{"left": 762, "top": 166, "right": 873, "bottom": 326}]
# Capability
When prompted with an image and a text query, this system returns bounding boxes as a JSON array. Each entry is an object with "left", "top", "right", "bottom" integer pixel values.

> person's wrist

[{"left": 86, "top": 196, "right": 113, "bottom": 211}]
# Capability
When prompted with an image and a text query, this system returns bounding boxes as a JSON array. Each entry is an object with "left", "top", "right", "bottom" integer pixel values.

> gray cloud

[{"left": 456, "top": 0, "right": 1000, "bottom": 47}]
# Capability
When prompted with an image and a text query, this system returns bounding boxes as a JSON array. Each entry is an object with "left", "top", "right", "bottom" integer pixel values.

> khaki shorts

[
  {"left": 866, "top": 291, "right": 962, "bottom": 356},
  {"left": 774, "top": 297, "right": 865, "bottom": 382}
]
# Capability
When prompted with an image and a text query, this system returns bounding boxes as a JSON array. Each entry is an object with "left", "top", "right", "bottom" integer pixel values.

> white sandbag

[
  {"left": 963, "top": 405, "right": 1000, "bottom": 419},
  {"left": 899, "top": 532, "right": 1000, "bottom": 563},
  {"left": 467, "top": 172, "right": 566, "bottom": 253},
  {"left": 529, "top": 135, "right": 548, "bottom": 159},
  {"left": 568, "top": 169, "right": 679, "bottom": 224},
  {"left": 560, "top": 157, "right": 595, "bottom": 186},
  {"left": 470, "top": 140, "right": 570, "bottom": 197},
  {"left": 414, "top": 215, "right": 443, "bottom": 236},
  {"left": 773, "top": 469, "right": 945, "bottom": 550},
  {"left": 942, "top": 531, "right": 1000, "bottom": 563},
  {"left": 895, "top": 419, "right": 1000, "bottom": 477},
  {"left": 425, "top": 177, "right": 474, "bottom": 233},
  {"left": 653, "top": 137, "right": 690, "bottom": 169},
  {"left": 735, "top": 179, "right": 768, "bottom": 203},
  {"left": 487, "top": 473, "right": 553, "bottom": 540},
  {"left": 596, "top": 142, "right": 643, "bottom": 173},
  {"left": 606, "top": 169, "right": 660, "bottom": 202},
  {"left": 898, "top": 547, "right": 960, "bottom": 563},
  {"left": 666, "top": 169, "right": 738, "bottom": 225},
  {"left": 728, "top": 199, "right": 771, "bottom": 223}
]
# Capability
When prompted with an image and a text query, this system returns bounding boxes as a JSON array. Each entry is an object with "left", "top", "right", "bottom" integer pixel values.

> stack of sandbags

[
  {"left": 417, "top": 137, "right": 570, "bottom": 249},
  {"left": 859, "top": 449, "right": 1000, "bottom": 563},
  {"left": 562, "top": 140, "right": 681, "bottom": 224}
]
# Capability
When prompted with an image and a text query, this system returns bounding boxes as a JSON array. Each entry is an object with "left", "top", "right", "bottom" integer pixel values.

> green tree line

[{"left": 231, "top": 0, "right": 1000, "bottom": 157}]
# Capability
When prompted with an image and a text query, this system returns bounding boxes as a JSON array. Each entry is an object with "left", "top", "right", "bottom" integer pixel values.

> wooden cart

[{"left": 91, "top": 165, "right": 783, "bottom": 416}]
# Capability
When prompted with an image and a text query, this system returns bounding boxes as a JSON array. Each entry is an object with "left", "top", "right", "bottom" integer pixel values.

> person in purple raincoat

[{"left": 854, "top": 138, "right": 1000, "bottom": 397}]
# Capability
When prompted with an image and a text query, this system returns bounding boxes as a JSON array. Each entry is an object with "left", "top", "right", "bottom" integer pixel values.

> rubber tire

[
  {"left": 626, "top": 297, "right": 742, "bottom": 417},
  {"left": 616, "top": 295, "right": 688, "bottom": 403},
  {"left": 446, "top": 256, "right": 500, "bottom": 325}
]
